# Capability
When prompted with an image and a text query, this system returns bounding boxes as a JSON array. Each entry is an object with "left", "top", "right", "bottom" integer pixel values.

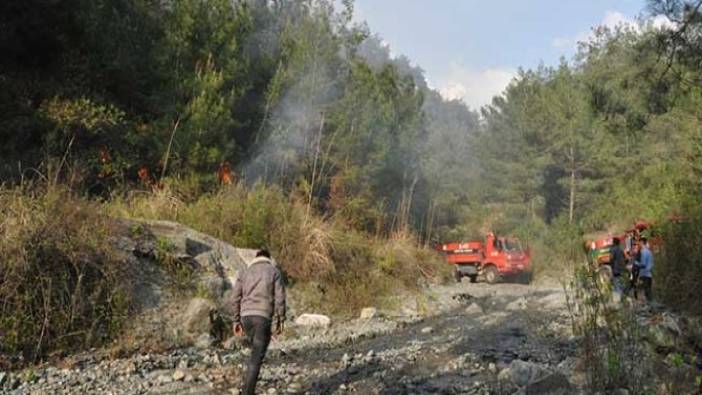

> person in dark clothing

[
  {"left": 231, "top": 249, "right": 286, "bottom": 395},
  {"left": 609, "top": 237, "right": 627, "bottom": 294}
]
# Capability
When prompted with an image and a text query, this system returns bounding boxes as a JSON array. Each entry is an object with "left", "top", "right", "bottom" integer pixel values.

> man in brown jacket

[{"left": 231, "top": 249, "right": 286, "bottom": 395}]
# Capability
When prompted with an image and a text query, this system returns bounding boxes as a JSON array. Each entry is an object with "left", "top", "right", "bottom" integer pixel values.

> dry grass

[
  {"left": 109, "top": 180, "right": 451, "bottom": 315},
  {"left": 0, "top": 186, "right": 135, "bottom": 363},
  {"left": 376, "top": 231, "right": 450, "bottom": 286}
]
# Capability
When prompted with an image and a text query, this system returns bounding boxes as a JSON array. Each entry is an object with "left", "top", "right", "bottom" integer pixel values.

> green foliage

[
  {"left": 668, "top": 352, "right": 685, "bottom": 368},
  {"left": 524, "top": 217, "right": 584, "bottom": 279},
  {"left": 37, "top": 97, "right": 134, "bottom": 187}
]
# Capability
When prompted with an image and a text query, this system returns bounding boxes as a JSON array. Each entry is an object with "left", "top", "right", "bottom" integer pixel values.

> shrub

[
  {"left": 532, "top": 218, "right": 585, "bottom": 279},
  {"left": 656, "top": 207, "right": 702, "bottom": 314},
  {"left": 0, "top": 186, "right": 134, "bottom": 362},
  {"left": 565, "top": 262, "right": 651, "bottom": 393},
  {"left": 374, "top": 231, "right": 451, "bottom": 287}
]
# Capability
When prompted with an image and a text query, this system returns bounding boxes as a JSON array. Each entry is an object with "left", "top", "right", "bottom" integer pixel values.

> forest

[
  {"left": 2, "top": 0, "right": 483, "bottom": 239},
  {"left": 2, "top": 0, "right": 702, "bottom": 360}
]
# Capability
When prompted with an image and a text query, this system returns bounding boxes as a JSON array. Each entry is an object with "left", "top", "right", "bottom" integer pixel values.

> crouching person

[{"left": 231, "top": 249, "right": 286, "bottom": 395}]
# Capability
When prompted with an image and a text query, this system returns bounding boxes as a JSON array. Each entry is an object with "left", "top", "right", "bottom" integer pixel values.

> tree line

[
  {"left": 475, "top": 1, "right": 702, "bottom": 237},
  {"left": 1, "top": 0, "right": 701, "bottom": 243}
]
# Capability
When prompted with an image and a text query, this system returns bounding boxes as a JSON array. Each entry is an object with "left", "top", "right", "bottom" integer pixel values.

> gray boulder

[
  {"left": 182, "top": 298, "right": 216, "bottom": 337},
  {"left": 643, "top": 313, "right": 682, "bottom": 352},
  {"left": 507, "top": 359, "right": 548, "bottom": 387},
  {"left": 526, "top": 372, "right": 572, "bottom": 394},
  {"left": 506, "top": 297, "right": 528, "bottom": 311},
  {"left": 171, "top": 370, "right": 186, "bottom": 382},
  {"left": 466, "top": 303, "right": 484, "bottom": 315},
  {"left": 194, "top": 333, "right": 215, "bottom": 349},
  {"left": 134, "top": 219, "right": 258, "bottom": 280},
  {"left": 294, "top": 314, "right": 331, "bottom": 328},
  {"left": 360, "top": 307, "right": 378, "bottom": 319}
]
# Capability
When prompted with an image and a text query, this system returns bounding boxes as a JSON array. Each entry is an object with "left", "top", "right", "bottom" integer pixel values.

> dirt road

[
  {"left": 268, "top": 282, "right": 575, "bottom": 395},
  {"left": 7, "top": 282, "right": 578, "bottom": 395}
]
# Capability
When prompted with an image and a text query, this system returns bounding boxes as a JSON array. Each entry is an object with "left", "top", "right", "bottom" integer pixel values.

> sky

[{"left": 351, "top": 0, "right": 657, "bottom": 110}]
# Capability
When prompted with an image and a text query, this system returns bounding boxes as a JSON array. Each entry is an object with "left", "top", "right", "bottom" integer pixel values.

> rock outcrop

[
  {"left": 113, "top": 219, "right": 259, "bottom": 349},
  {"left": 137, "top": 219, "right": 257, "bottom": 283}
]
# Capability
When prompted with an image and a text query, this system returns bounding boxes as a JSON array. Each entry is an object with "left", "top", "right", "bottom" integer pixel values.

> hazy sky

[{"left": 352, "top": 0, "right": 653, "bottom": 110}]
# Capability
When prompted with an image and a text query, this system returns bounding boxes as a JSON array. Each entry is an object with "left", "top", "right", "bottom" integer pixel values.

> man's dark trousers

[
  {"left": 640, "top": 277, "right": 653, "bottom": 302},
  {"left": 242, "top": 315, "right": 272, "bottom": 395},
  {"left": 624, "top": 267, "right": 639, "bottom": 299}
]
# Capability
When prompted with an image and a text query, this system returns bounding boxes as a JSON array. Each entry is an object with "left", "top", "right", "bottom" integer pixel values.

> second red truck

[{"left": 437, "top": 232, "right": 531, "bottom": 284}]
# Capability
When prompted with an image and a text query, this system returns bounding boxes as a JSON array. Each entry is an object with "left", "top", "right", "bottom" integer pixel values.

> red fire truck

[{"left": 437, "top": 233, "right": 531, "bottom": 284}]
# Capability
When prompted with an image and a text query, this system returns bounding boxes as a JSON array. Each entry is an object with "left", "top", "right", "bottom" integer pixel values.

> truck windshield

[{"left": 503, "top": 239, "right": 523, "bottom": 252}]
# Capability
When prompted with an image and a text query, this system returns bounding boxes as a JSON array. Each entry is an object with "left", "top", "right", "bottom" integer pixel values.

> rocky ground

[{"left": 1, "top": 281, "right": 583, "bottom": 395}]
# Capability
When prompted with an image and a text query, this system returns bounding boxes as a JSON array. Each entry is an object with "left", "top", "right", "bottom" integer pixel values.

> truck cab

[{"left": 483, "top": 233, "right": 531, "bottom": 283}]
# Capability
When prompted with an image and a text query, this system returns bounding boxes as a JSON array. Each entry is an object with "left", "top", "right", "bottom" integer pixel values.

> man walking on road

[
  {"left": 636, "top": 238, "right": 654, "bottom": 302},
  {"left": 231, "top": 249, "right": 286, "bottom": 395}
]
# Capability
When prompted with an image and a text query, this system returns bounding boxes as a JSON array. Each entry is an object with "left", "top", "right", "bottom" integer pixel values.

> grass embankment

[
  {"left": 0, "top": 187, "right": 134, "bottom": 366},
  {"left": 108, "top": 182, "right": 451, "bottom": 315},
  {"left": 0, "top": 182, "right": 450, "bottom": 363}
]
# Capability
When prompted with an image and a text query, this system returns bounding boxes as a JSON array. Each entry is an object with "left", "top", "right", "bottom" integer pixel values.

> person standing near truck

[
  {"left": 624, "top": 242, "right": 641, "bottom": 299},
  {"left": 609, "top": 237, "right": 627, "bottom": 294},
  {"left": 636, "top": 238, "right": 654, "bottom": 302},
  {"left": 231, "top": 249, "right": 286, "bottom": 395}
]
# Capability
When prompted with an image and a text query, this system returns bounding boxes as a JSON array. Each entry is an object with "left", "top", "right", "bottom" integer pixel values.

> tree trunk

[
  {"left": 404, "top": 173, "right": 419, "bottom": 229},
  {"left": 569, "top": 169, "right": 575, "bottom": 223},
  {"left": 306, "top": 113, "right": 325, "bottom": 222},
  {"left": 569, "top": 146, "right": 576, "bottom": 224},
  {"left": 425, "top": 200, "right": 436, "bottom": 247}
]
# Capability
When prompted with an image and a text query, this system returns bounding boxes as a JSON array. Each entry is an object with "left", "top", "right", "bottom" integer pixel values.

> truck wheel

[
  {"left": 455, "top": 268, "right": 462, "bottom": 283},
  {"left": 484, "top": 266, "right": 499, "bottom": 284},
  {"left": 469, "top": 274, "right": 478, "bottom": 283}
]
